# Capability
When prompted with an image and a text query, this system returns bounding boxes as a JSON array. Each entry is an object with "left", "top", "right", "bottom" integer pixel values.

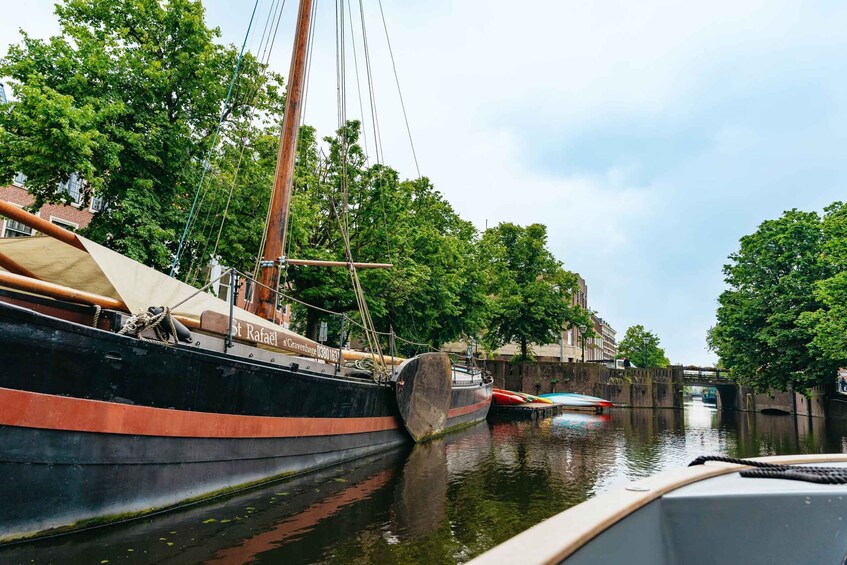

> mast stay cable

[
  {"left": 376, "top": 0, "right": 420, "bottom": 177},
  {"left": 170, "top": 0, "right": 260, "bottom": 278}
]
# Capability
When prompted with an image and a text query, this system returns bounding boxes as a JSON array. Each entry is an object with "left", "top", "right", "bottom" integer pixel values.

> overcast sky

[{"left": 3, "top": 1, "right": 846, "bottom": 365}]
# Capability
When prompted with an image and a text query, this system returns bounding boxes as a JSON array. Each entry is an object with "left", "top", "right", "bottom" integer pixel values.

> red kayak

[{"left": 493, "top": 390, "right": 527, "bottom": 405}]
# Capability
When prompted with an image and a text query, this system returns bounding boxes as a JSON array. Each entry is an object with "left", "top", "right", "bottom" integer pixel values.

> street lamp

[{"left": 642, "top": 336, "right": 649, "bottom": 368}]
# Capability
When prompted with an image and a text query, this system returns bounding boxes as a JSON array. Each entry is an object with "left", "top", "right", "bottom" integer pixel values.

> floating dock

[{"left": 488, "top": 402, "right": 566, "bottom": 421}]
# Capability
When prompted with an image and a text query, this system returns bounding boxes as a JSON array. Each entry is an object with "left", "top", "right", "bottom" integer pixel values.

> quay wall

[
  {"left": 485, "top": 361, "right": 832, "bottom": 417},
  {"left": 486, "top": 361, "right": 684, "bottom": 409}
]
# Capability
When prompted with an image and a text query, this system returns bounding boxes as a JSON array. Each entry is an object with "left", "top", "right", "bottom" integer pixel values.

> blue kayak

[{"left": 539, "top": 392, "right": 614, "bottom": 408}]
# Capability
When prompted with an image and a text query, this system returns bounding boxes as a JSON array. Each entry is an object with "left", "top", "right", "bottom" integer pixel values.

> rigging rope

[
  {"left": 334, "top": 0, "right": 388, "bottom": 377},
  {"left": 357, "top": 0, "right": 384, "bottom": 164},
  {"left": 376, "top": 0, "right": 420, "bottom": 177},
  {"left": 346, "top": 0, "right": 370, "bottom": 161},
  {"left": 170, "top": 0, "right": 260, "bottom": 278},
  {"left": 184, "top": 0, "right": 289, "bottom": 286},
  {"left": 234, "top": 269, "right": 435, "bottom": 351}
]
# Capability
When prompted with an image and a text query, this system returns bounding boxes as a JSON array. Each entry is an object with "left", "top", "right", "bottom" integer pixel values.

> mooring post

[
  {"left": 336, "top": 315, "right": 345, "bottom": 375},
  {"left": 226, "top": 269, "right": 238, "bottom": 350}
]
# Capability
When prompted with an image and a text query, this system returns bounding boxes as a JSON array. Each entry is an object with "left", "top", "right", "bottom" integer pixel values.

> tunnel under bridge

[{"left": 682, "top": 367, "right": 740, "bottom": 411}]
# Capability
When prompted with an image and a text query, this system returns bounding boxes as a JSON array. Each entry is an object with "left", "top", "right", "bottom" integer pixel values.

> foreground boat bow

[{"left": 469, "top": 453, "right": 847, "bottom": 565}]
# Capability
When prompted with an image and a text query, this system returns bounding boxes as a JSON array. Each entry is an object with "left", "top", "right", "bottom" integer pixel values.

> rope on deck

[{"left": 689, "top": 455, "right": 847, "bottom": 485}]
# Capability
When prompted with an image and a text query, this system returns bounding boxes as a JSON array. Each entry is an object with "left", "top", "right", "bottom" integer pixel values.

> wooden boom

[
  {"left": 287, "top": 259, "right": 393, "bottom": 269},
  {"left": 0, "top": 200, "right": 85, "bottom": 251},
  {"left": 0, "top": 271, "right": 404, "bottom": 364}
]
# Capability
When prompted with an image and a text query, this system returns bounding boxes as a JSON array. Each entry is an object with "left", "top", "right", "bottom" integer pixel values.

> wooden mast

[{"left": 255, "top": 0, "right": 314, "bottom": 321}]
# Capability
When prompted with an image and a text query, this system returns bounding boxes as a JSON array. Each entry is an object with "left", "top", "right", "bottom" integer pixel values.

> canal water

[{"left": 5, "top": 400, "right": 847, "bottom": 564}]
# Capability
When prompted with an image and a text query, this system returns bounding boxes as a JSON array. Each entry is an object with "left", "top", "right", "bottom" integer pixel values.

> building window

[
  {"left": 2, "top": 217, "right": 32, "bottom": 238},
  {"left": 90, "top": 193, "right": 105, "bottom": 212},
  {"left": 567, "top": 331, "right": 573, "bottom": 346},
  {"left": 12, "top": 172, "right": 26, "bottom": 187},
  {"left": 49, "top": 216, "right": 79, "bottom": 232},
  {"left": 58, "top": 173, "right": 83, "bottom": 206}
]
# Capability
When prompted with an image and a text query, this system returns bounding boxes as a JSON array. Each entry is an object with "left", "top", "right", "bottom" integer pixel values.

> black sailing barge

[
  {"left": 0, "top": 0, "right": 491, "bottom": 543},
  {"left": 0, "top": 287, "right": 490, "bottom": 543}
]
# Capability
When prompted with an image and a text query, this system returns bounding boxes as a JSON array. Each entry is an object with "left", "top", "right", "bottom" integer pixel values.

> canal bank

[{"left": 486, "top": 360, "right": 843, "bottom": 419}]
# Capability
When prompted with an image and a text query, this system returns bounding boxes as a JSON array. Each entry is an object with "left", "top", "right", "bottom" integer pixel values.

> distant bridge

[{"left": 680, "top": 366, "right": 734, "bottom": 387}]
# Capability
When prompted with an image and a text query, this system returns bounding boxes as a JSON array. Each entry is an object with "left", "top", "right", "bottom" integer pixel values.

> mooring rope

[{"left": 689, "top": 455, "right": 847, "bottom": 485}]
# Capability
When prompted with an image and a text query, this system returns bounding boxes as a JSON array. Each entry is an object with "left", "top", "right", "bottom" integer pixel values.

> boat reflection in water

[
  {"left": 549, "top": 412, "right": 612, "bottom": 431},
  {"left": 6, "top": 410, "right": 842, "bottom": 563},
  {"left": 0, "top": 423, "right": 492, "bottom": 564}
]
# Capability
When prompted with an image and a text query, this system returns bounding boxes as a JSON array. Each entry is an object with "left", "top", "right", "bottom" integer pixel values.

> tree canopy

[
  {"left": 478, "top": 222, "right": 583, "bottom": 361},
  {"left": 709, "top": 208, "right": 843, "bottom": 392},
  {"left": 617, "top": 324, "right": 670, "bottom": 368},
  {"left": 0, "top": 1, "right": 603, "bottom": 358},
  {"left": 282, "top": 122, "right": 489, "bottom": 351},
  {"left": 0, "top": 0, "right": 284, "bottom": 269},
  {"left": 800, "top": 203, "right": 847, "bottom": 367}
]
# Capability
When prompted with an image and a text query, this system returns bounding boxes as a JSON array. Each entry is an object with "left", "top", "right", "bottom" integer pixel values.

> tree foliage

[
  {"left": 617, "top": 324, "right": 670, "bottom": 368},
  {"left": 1, "top": 1, "right": 616, "bottom": 359},
  {"left": 0, "top": 0, "right": 284, "bottom": 269},
  {"left": 478, "top": 223, "right": 581, "bottom": 361},
  {"left": 797, "top": 203, "right": 847, "bottom": 373},
  {"left": 283, "top": 122, "right": 489, "bottom": 351},
  {"left": 709, "top": 209, "right": 841, "bottom": 392}
]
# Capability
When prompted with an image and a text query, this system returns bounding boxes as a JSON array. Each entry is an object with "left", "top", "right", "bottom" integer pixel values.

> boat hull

[{"left": 0, "top": 300, "right": 491, "bottom": 542}]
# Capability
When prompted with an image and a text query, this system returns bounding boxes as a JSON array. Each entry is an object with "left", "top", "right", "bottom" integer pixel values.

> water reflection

[{"left": 4, "top": 406, "right": 847, "bottom": 564}]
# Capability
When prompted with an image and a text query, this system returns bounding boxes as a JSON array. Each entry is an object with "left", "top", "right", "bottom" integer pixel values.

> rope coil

[
  {"left": 689, "top": 455, "right": 847, "bottom": 485},
  {"left": 118, "top": 307, "right": 180, "bottom": 346}
]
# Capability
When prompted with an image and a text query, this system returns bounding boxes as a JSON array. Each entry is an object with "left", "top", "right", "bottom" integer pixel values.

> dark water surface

[{"left": 5, "top": 400, "right": 847, "bottom": 564}]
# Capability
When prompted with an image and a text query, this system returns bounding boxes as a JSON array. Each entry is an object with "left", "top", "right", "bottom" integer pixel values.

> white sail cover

[{"left": 0, "top": 234, "right": 301, "bottom": 337}]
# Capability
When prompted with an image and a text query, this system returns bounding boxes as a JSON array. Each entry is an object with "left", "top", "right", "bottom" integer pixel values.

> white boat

[{"left": 469, "top": 454, "right": 847, "bottom": 564}]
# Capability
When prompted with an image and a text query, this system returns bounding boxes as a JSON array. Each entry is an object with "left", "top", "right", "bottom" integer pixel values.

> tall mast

[{"left": 255, "top": 0, "right": 313, "bottom": 321}]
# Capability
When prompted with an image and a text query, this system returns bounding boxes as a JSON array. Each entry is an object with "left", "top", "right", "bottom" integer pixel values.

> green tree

[
  {"left": 709, "top": 209, "right": 839, "bottom": 392},
  {"left": 0, "top": 0, "right": 284, "bottom": 269},
  {"left": 617, "top": 324, "right": 670, "bottom": 368},
  {"left": 283, "top": 122, "right": 489, "bottom": 350},
  {"left": 798, "top": 202, "right": 847, "bottom": 369},
  {"left": 479, "top": 222, "right": 580, "bottom": 361}
]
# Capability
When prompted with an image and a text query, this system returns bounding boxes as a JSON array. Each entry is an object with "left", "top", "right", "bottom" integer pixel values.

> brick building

[{"left": 1, "top": 173, "right": 102, "bottom": 237}]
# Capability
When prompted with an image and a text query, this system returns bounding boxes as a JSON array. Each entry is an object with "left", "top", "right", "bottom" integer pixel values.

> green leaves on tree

[
  {"left": 710, "top": 207, "right": 845, "bottom": 392},
  {"left": 0, "top": 0, "right": 284, "bottom": 270},
  {"left": 616, "top": 324, "right": 669, "bottom": 368},
  {"left": 478, "top": 223, "right": 583, "bottom": 362}
]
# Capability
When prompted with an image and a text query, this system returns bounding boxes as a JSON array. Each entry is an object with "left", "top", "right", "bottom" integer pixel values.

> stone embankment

[{"left": 483, "top": 360, "right": 833, "bottom": 418}]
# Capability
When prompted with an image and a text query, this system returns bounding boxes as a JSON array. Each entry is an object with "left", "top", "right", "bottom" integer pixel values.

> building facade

[
  {"left": 1, "top": 174, "right": 99, "bottom": 237},
  {"left": 598, "top": 317, "right": 618, "bottom": 360},
  {"left": 443, "top": 273, "right": 617, "bottom": 364}
]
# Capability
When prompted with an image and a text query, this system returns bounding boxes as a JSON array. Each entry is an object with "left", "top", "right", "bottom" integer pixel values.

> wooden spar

[
  {"left": 255, "top": 0, "right": 313, "bottom": 321},
  {"left": 0, "top": 270, "right": 404, "bottom": 363},
  {"left": 287, "top": 259, "right": 393, "bottom": 269},
  {"left": 0, "top": 271, "right": 205, "bottom": 330},
  {"left": 200, "top": 310, "right": 403, "bottom": 365},
  {"left": 0, "top": 253, "right": 41, "bottom": 280},
  {"left": 0, "top": 200, "right": 86, "bottom": 251},
  {"left": 0, "top": 270, "right": 126, "bottom": 310}
]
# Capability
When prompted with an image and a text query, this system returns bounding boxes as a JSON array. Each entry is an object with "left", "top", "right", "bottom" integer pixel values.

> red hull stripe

[
  {"left": 0, "top": 387, "right": 400, "bottom": 439},
  {"left": 448, "top": 397, "right": 492, "bottom": 418}
]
